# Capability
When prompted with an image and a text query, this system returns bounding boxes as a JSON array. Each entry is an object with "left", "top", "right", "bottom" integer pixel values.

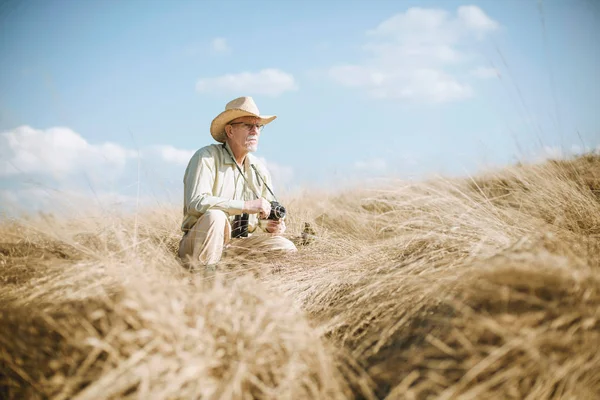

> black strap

[
  {"left": 222, "top": 144, "right": 279, "bottom": 202},
  {"left": 251, "top": 165, "right": 278, "bottom": 202},
  {"left": 222, "top": 144, "right": 260, "bottom": 199}
]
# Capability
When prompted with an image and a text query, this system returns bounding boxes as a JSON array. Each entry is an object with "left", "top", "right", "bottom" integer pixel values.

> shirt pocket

[{"left": 215, "top": 167, "right": 235, "bottom": 198}]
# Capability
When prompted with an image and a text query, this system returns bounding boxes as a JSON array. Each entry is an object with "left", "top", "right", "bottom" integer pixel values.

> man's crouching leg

[
  {"left": 225, "top": 233, "right": 297, "bottom": 262},
  {"left": 178, "top": 210, "right": 231, "bottom": 273},
  {"left": 261, "top": 235, "right": 298, "bottom": 253}
]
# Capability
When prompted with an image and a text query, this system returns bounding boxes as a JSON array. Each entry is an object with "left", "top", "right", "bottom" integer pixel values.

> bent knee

[
  {"left": 202, "top": 209, "right": 228, "bottom": 221},
  {"left": 268, "top": 236, "right": 297, "bottom": 252},
  {"left": 200, "top": 210, "right": 229, "bottom": 228},
  {"left": 188, "top": 209, "right": 229, "bottom": 235}
]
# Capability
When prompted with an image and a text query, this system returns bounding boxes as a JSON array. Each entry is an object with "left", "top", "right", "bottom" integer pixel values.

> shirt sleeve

[{"left": 184, "top": 151, "right": 245, "bottom": 216}]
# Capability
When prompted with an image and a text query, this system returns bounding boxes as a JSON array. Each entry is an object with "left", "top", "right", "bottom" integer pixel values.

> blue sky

[{"left": 1, "top": 0, "right": 599, "bottom": 213}]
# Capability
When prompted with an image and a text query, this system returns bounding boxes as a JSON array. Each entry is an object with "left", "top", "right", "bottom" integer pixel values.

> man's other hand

[
  {"left": 243, "top": 198, "right": 271, "bottom": 219},
  {"left": 265, "top": 219, "right": 286, "bottom": 235}
]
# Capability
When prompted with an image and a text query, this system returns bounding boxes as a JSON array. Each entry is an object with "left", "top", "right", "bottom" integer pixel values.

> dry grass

[{"left": 1, "top": 154, "right": 599, "bottom": 399}]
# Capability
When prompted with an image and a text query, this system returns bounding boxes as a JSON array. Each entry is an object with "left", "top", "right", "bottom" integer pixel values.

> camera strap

[
  {"left": 221, "top": 144, "right": 280, "bottom": 202},
  {"left": 251, "top": 164, "right": 278, "bottom": 203},
  {"left": 222, "top": 144, "right": 260, "bottom": 199}
]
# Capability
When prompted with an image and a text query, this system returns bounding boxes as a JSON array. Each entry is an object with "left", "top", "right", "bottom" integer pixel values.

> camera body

[
  {"left": 268, "top": 201, "right": 286, "bottom": 220},
  {"left": 231, "top": 201, "right": 286, "bottom": 239}
]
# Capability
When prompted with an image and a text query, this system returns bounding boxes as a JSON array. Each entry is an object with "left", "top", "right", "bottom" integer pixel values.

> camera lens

[
  {"left": 273, "top": 204, "right": 286, "bottom": 219},
  {"left": 269, "top": 201, "right": 286, "bottom": 220}
]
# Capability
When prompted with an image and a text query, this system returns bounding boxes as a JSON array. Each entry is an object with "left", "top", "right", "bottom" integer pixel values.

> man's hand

[
  {"left": 265, "top": 219, "right": 286, "bottom": 235},
  {"left": 243, "top": 198, "right": 271, "bottom": 219}
]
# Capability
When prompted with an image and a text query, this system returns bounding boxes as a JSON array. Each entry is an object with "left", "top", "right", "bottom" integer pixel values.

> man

[{"left": 178, "top": 96, "right": 297, "bottom": 271}]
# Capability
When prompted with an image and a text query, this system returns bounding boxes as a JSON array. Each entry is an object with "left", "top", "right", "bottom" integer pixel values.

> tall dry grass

[{"left": 1, "top": 154, "right": 599, "bottom": 399}]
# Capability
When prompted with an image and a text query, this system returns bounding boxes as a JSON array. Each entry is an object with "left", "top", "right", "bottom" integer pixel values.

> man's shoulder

[{"left": 193, "top": 143, "right": 224, "bottom": 159}]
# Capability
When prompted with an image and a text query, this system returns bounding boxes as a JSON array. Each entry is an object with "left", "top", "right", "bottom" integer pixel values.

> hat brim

[{"left": 210, "top": 109, "right": 276, "bottom": 143}]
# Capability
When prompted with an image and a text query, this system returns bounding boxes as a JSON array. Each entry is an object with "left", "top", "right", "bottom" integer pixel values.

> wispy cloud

[
  {"left": 355, "top": 158, "right": 387, "bottom": 172},
  {"left": 329, "top": 6, "right": 499, "bottom": 103},
  {"left": 534, "top": 144, "right": 600, "bottom": 162},
  {"left": 151, "top": 145, "right": 195, "bottom": 166},
  {"left": 457, "top": 5, "right": 500, "bottom": 34},
  {"left": 470, "top": 66, "right": 499, "bottom": 79},
  {"left": 256, "top": 157, "right": 294, "bottom": 189},
  {"left": 210, "top": 37, "right": 231, "bottom": 54},
  {"left": 0, "top": 186, "right": 153, "bottom": 214},
  {"left": 196, "top": 69, "right": 298, "bottom": 97}
]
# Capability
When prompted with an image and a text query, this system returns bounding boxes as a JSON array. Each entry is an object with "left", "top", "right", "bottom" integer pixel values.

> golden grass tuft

[{"left": 1, "top": 153, "right": 599, "bottom": 399}]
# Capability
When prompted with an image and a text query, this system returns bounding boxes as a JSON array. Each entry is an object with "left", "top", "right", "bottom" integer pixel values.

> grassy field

[{"left": 1, "top": 154, "right": 599, "bottom": 399}]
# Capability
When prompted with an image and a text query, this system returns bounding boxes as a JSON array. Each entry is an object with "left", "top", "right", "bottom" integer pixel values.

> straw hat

[{"left": 210, "top": 96, "right": 277, "bottom": 143}]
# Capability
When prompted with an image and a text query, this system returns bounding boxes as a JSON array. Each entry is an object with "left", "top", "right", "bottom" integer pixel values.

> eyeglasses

[{"left": 229, "top": 122, "right": 264, "bottom": 132}]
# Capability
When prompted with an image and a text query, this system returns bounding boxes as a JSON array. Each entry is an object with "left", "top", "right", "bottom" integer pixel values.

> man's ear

[{"left": 225, "top": 125, "right": 232, "bottom": 138}]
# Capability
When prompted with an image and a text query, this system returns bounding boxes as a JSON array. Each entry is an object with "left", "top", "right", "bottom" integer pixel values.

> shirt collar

[{"left": 222, "top": 142, "right": 236, "bottom": 165}]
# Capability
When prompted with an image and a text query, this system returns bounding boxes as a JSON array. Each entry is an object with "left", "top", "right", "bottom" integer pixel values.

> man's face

[{"left": 226, "top": 116, "right": 263, "bottom": 153}]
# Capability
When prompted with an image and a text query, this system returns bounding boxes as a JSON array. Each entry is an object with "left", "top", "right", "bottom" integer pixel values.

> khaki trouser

[{"left": 178, "top": 210, "right": 297, "bottom": 269}]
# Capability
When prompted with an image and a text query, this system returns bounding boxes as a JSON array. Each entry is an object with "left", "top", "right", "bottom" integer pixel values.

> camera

[
  {"left": 268, "top": 201, "right": 286, "bottom": 220},
  {"left": 231, "top": 201, "right": 286, "bottom": 239}
]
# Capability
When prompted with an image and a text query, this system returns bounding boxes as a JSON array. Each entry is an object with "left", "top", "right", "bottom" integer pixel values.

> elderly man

[{"left": 178, "top": 96, "right": 297, "bottom": 271}]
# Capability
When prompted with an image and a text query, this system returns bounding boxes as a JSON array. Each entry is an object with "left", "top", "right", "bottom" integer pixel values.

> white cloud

[
  {"left": 0, "top": 125, "right": 196, "bottom": 213},
  {"left": 0, "top": 189, "right": 19, "bottom": 206},
  {"left": 153, "top": 145, "right": 195, "bottom": 166},
  {"left": 256, "top": 157, "right": 294, "bottom": 189},
  {"left": 533, "top": 144, "right": 600, "bottom": 162},
  {"left": 0, "top": 186, "right": 152, "bottom": 214},
  {"left": 331, "top": 67, "right": 473, "bottom": 103},
  {"left": 355, "top": 158, "right": 387, "bottom": 172},
  {"left": 0, "top": 126, "right": 196, "bottom": 177},
  {"left": 211, "top": 37, "right": 230, "bottom": 54},
  {"left": 0, "top": 126, "right": 136, "bottom": 177},
  {"left": 457, "top": 5, "right": 500, "bottom": 34},
  {"left": 329, "top": 6, "right": 499, "bottom": 103},
  {"left": 539, "top": 146, "right": 565, "bottom": 160},
  {"left": 470, "top": 66, "right": 499, "bottom": 79},
  {"left": 196, "top": 69, "right": 298, "bottom": 97},
  {"left": 570, "top": 144, "right": 600, "bottom": 155},
  {"left": 367, "top": 8, "right": 458, "bottom": 44}
]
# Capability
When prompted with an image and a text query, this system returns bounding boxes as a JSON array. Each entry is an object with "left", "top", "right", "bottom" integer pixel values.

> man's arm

[{"left": 184, "top": 151, "right": 245, "bottom": 216}]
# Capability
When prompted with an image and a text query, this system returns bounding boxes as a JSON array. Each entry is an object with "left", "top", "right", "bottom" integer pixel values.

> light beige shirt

[{"left": 181, "top": 142, "right": 276, "bottom": 233}]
